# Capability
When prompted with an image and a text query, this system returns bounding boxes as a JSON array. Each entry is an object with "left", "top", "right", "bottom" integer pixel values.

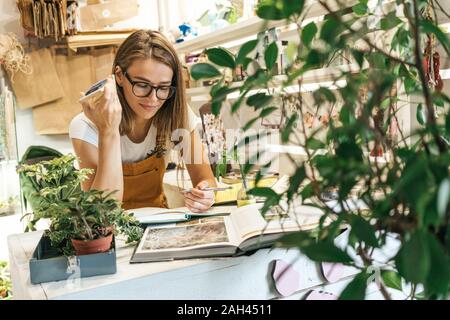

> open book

[{"left": 129, "top": 203, "right": 329, "bottom": 263}]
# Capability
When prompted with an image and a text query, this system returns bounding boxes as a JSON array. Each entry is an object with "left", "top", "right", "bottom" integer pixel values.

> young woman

[{"left": 69, "top": 30, "right": 216, "bottom": 212}]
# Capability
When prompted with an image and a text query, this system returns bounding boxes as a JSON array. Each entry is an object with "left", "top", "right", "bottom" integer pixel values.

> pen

[
  {"left": 187, "top": 212, "right": 231, "bottom": 217},
  {"left": 180, "top": 186, "right": 232, "bottom": 193}
]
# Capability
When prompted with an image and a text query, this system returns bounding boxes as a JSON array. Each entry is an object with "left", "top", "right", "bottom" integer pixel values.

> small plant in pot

[
  {"left": 44, "top": 188, "right": 143, "bottom": 256},
  {"left": 18, "top": 154, "right": 143, "bottom": 256}
]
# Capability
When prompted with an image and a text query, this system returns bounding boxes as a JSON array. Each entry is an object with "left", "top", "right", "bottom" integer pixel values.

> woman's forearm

[{"left": 90, "top": 131, "right": 124, "bottom": 201}]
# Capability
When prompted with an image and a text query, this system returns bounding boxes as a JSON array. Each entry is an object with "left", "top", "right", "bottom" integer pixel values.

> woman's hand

[
  {"left": 184, "top": 181, "right": 215, "bottom": 213},
  {"left": 81, "top": 75, "right": 121, "bottom": 135}
]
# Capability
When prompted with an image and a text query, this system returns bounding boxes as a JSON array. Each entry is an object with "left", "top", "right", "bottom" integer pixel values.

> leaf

[
  {"left": 190, "top": 63, "right": 221, "bottom": 80},
  {"left": 281, "top": 113, "right": 298, "bottom": 142},
  {"left": 256, "top": 3, "right": 285, "bottom": 20},
  {"left": 352, "top": 3, "right": 368, "bottom": 16},
  {"left": 446, "top": 110, "right": 450, "bottom": 135},
  {"left": 339, "top": 272, "right": 369, "bottom": 300},
  {"left": 246, "top": 93, "right": 273, "bottom": 108},
  {"left": 350, "top": 215, "right": 380, "bottom": 248},
  {"left": 380, "top": 11, "right": 403, "bottom": 30},
  {"left": 287, "top": 166, "right": 306, "bottom": 200},
  {"left": 256, "top": 0, "right": 304, "bottom": 20},
  {"left": 206, "top": 47, "right": 236, "bottom": 69},
  {"left": 282, "top": 0, "right": 305, "bottom": 17},
  {"left": 210, "top": 80, "right": 224, "bottom": 97},
  {"left": 306, "top": 138, "right": 325, "bottom": 150},
  {"left": 339, "top": 105, "right": 352, "bottom": 125},
  {"left": 351, "top": 49, "right": 365, "bottom": 68},
  {"left": 320, "top": 17, "right": 341, "bottom": 42},
  {"left": 242, "top": 57, "right": 254, "bottom": 70},
  {"left": 211, "top": 100, "right": 222, "bottom": 116},
  {"left": 275, "top": 231, "right": 314, "bottom": 248},
  {"left": 314, "top": 87, "right": 336, "bottom": 104},
  {"left": 420, "top": 20, "right": 450, "bottom": 54},
  {"left": 404, "top": 76, "right": 418, "bottom": 95},
  {"left": 425, "top": 233, "right": 450, "bottom": 296},
  {"left": 260, "top": 106, "right": 278, "bottom": 118},
  {"left": 416, "top": 103, "right": 426, "bottom": 126},
  {"left": 243, "top": 117, "right": 259, "bottom": 131},
  {"left": 368, "top": 52, "right": 386, "bottom": 69},
  {"left": 301, "top": 22, "right": 317, "bottom": 47},
  {"left": 301, "top": 183, "right": 317, "bottom": 201},
  {"left": 211, "top": 86, "right": 237, "bottom": 102},
  {"left": 236, "top": 40, "right": 258, "bottom": 65},
  {"left": 381, "top": 270, "right": 403, "bottom": 292},
  {"left": 301, "top": 241, "right": 353, "bottom": 263},
  {"left": 265, "top": 42, "right": 279, "bottom": 71},
  {"left": 247, "top": 187, "right": 278, "bottom": 199},
  {"left": 336, "top": 141, "right": 363, "bottom": 162},
  {"left": 231, "top": 92, "right": 247, "bottom": 113},
  {"left": 437, "top": 178, "right": 450, "bottom": 220},
  {"left": 395, "top": 230, "right": 430, "bottom": 284}
]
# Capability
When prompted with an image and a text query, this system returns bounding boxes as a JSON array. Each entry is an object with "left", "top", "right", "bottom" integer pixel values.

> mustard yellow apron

[{"left": 122, "top": 151, "right": 168, "bottom": 210}]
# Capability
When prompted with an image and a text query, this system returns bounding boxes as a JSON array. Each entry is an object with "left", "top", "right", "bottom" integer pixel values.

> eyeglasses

[{"left": 122, "top": 71, "right": 176, "bottom": 100}]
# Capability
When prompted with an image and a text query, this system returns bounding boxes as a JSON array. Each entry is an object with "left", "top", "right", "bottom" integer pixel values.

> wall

[
  {"left": 0, "top": 0, "right": 73, "bottom": 158},
  {"left": 0, "top": 0, "right": 159, "bottom": 158}
]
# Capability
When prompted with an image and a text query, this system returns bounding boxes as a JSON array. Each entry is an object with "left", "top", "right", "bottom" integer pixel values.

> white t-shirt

[{"left": 69, "top": 106, "right": 201, "bottom": 164}]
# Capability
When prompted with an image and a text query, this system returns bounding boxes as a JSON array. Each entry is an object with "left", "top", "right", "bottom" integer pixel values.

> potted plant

[
  {"left": 17, "top": 154, "right": 142, "bottom": 256},
  {"left": 191, "top": 0, "right": 450, "bottom": 299}
]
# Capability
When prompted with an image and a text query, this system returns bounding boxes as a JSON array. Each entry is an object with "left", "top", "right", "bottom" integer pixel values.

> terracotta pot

[{"left": 71, "top": 233, "right": 113, "bottom": 256}]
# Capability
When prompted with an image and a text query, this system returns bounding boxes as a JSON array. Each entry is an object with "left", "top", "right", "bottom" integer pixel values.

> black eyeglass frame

[{"left": 122, "top": 71, "right": 176, "bottom": 100}]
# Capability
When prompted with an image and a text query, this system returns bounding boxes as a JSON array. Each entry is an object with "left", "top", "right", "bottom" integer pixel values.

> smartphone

[{"left": 78, "top": 75, "right": 114, "bottom": 104}]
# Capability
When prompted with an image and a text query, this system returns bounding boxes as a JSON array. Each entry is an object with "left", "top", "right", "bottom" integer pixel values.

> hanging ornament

[{"left": 423, "top": 2, "right": 444, "bottom": 93}]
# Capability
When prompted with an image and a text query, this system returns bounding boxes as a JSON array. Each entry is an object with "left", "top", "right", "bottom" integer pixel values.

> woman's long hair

[{"left": 113, "top": 30, "right": 187, "bottom": 147}]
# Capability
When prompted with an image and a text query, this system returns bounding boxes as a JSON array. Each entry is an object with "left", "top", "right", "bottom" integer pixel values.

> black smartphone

[{"left": 79, "top": 75, "right": 114, "bottom": 104}]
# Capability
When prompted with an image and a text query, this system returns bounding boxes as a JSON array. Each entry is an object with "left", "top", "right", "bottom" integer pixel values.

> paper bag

[
  {"left": 10, "top": 48, "right": 64, "bottom": 109},
  {"left": 16, "top": 0, "right": 34, "bottom": 33},
  {"left": 91, "top": 47, "right": 116, "bottom": 81},
  {"left": 79, "top": 0, "right": 139, "bottom": 31},
  {"left": 32, "top": 53, "right": 93, "bottom": 135},
  {"left": 32, "top": 47, "right": 117, "bottom": 135}
]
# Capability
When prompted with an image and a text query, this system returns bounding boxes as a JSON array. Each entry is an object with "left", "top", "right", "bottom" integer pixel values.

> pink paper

[
  {"left": 272, "top": 259, "right": 300, "bottom": 297},
  {"left": 321, "top": 262, "right": 345, "bottom": 283}
]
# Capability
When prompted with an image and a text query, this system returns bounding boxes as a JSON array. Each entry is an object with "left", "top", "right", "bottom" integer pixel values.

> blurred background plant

[
  {"left": 191, "top": 0, "right": 450, "bottom": 299},
  {"left": 0, "top": 261, "right": 12, "bottom": 300}
]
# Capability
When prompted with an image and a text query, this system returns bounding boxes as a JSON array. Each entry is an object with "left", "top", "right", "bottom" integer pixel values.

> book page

[
  {"left": 229, "top": 204, "right": 267, "bottom": 241},
  {"left": 230, "top": 202, "right": 328, "bottom": 242},
  {"left": 134, "top": 215, "right": 241, "bottom": 255}
]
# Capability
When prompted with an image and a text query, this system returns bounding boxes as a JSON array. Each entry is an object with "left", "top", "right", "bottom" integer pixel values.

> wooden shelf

[
  {"left": 175, "top": 17, "right": 287, "bottom": 54},
  {"left": 175, "top": 0, "right": 358, "bottom": 54},
  {"left": 65, "top": 31, "right": 135, "bottom": 51}
]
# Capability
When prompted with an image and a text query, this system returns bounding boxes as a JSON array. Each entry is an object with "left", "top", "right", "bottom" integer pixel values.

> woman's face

[{"left": 116, "top": 58, "right": 174, "bottom": 120}]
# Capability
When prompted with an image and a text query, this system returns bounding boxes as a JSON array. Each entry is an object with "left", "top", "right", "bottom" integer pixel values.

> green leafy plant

[
  {"left": 17, "top": 154, "right": 142, "bottom": 256},
  {"left": 215, "top": 149, "right": 229, "bottom": 179},
  {"left": 0, "top": 261, "right": 12, "bottom": 300},
  {"left": 191, "top": 0, "right": 450, "bottom": 299}
]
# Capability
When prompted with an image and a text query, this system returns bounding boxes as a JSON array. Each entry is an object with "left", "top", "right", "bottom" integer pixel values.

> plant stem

[
  {"left": 378, "top": 278, "right": 393, "bottom": 300},
  {"left": 319, "top": 0, "right": 416, "bottom": 68},
  {"left": 433, "top": 0, "right": 450, "bottom": 19},
  {"left": 407, "top": 0, "right": 447, "bottom": 153}
]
